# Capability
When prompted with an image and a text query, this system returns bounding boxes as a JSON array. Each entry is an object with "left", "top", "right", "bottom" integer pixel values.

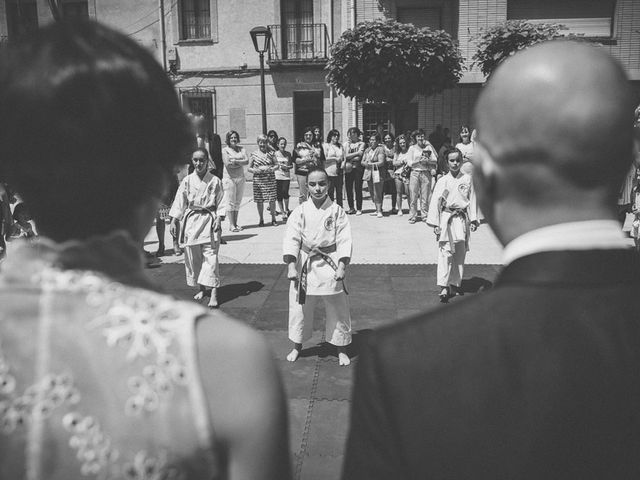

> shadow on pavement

[
  {"left": 218, "top": 280, "right": 264, "bottom": 304},
  {"left": 299, "top": 329, "right": 374, "bottom": 360},
  {"left": 461, "top": 276, "right": 493, "bottom": 294},
  {"left": 221, "top": 234, "right": 257, "bottom": 242}
]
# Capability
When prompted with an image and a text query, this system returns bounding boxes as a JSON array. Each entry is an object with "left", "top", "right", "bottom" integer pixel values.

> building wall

[
  {"left": 0, "top": 0, "right": 166, "bottom": 64},
  {"left": 172, "top": 0, "right": 342, "bottom": 150},
  {"left": 606, "top": 0, "right": 640, "bottom": 80}
]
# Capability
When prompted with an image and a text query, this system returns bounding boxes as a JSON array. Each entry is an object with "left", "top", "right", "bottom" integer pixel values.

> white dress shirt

[{"left": 502, "top": 220, "right": 630, "bottom": 266}]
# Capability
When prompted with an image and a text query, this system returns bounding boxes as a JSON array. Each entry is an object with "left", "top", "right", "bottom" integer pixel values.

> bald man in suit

[{"left": 343, "top": 41, "right": 640, "bottom": 479}]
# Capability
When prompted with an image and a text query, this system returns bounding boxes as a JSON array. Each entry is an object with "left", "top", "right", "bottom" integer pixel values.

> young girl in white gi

[
  {"left": 427, "top": 148, "right": 479, "bottom": 303},
  {"left": 283, "top": 167, "right": 353, "bottom": 366},
  {"left": 169, "top": 148, "right": 225, "bottom": 308}
]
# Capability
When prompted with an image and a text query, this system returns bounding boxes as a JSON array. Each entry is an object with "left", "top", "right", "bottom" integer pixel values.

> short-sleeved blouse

[
  {"left": 322, "top": 143, "right": 344, "bottom": 177},
  {"left": 222, "top": 146, "right": 248, "bottom": 180}
]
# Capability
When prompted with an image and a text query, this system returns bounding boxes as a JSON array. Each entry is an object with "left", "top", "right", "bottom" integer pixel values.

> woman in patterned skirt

[{"left": 248, "top": 134, "right": 278, "bottom": 226}]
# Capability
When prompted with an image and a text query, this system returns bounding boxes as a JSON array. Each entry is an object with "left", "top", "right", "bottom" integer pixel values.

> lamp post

[{"left": 250, "top": 26, "right": 272, "bottom": 135}]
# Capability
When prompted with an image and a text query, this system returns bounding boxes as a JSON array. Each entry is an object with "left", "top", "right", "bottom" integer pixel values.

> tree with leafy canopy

[
  {"left": 472, "top": 20, "right": 568, "bottom": 78},
  {"left": 326, "top": 19, "right": 463, "bottom": 108}
]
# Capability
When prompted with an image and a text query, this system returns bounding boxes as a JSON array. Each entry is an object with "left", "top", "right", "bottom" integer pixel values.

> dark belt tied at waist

[
  {"left": 440, "top": 206, "right": 469, "bottom": 250},
  {"left": 296, "top": 243, "right": 348, "bottom": 304},
  {"left": 179, "top": 207, "right": 218, "bottom": 248}
]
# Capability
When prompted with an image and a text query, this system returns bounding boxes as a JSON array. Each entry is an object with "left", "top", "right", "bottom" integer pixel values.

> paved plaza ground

[
  {"left": 143, "top": 180, "right": 505, "bottom": 479},
  {"left": 144, "top": 180, "right": 633, "bottom": 479}
]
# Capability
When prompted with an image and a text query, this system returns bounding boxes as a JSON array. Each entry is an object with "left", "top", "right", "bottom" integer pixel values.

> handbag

[
  {"left": 362, "top": 168, "right": 371, "bottom": 182},
  {"left": 372, "top": 165, "right": 381, "bottom": 184}
]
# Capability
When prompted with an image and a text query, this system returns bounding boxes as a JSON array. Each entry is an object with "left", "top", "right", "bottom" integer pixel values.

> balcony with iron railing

[{"left": 267, "top": 23, "right": 330, "bottom": 67}]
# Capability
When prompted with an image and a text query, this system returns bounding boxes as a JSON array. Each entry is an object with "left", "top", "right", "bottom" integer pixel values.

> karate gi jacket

[
  {"left": 283, "top": 198, "right": 352, "bottom": 295},
  {"left": 169, "top": 171, "right": 225, "bottom": 247},
  {"left": 427, "top": 172, "right": 477, "bottom": 252}
]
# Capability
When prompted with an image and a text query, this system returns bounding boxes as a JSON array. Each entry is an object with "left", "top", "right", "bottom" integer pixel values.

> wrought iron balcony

[{"left": 267, "top": 23, "right": 330, "bottom": 66}]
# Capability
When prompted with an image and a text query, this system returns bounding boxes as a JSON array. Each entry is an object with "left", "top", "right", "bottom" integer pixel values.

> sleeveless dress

[
  {"left": 0, "top": 232, "right": 222, "bottom": 480},
  {"left": 251, "top": 149, "right": 277, "bottom": 203}
]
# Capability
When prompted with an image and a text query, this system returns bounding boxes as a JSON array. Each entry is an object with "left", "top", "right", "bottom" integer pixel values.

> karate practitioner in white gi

[
  {"left": 427, "top": 148, "right": 479, "bottom": 303},
  {"left": 283, "top": 167, "right": 353, "bottom": 366},
  {"left": 170, "top": 148, "right": 225, "bottom": 308}
]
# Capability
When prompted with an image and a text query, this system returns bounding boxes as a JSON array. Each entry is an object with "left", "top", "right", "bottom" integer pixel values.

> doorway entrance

[{"left": 293, "top": 91, "right": 323, "bottom": 143}]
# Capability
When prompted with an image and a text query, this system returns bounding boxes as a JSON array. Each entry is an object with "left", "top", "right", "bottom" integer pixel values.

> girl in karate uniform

[
  {"left": 169, "top": 148, "right": 225, "bottom": 307},
  {"left": 427, "top": 148, "right": 479, "bottom": 303},
  {"left": 283, "top": 167, "right": 353, "bottom": 366}
]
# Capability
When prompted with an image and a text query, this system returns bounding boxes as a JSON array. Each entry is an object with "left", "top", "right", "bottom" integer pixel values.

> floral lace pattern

[
  {"left": 0, "top": 371, "right": 80, "bottom": 434},
  {"left": 125, "top": 357, "right": 188, "bottom": 417},
  {"left": 36, "top": 267, "right": 193, "bottom": 416},
  {"left": 123, "top": 450, "right": 184, "bottom": 480},
  {"left": 63, "top": 412, "right": 118, "bottom": 476},
  {"left": 0, "top": 265, "right": 208, "bottom": 478}
]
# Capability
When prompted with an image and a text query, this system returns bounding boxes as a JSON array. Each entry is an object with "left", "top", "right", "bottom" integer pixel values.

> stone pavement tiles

[{"left": 147, "top": 262, "right": 500, "bottom": 480}]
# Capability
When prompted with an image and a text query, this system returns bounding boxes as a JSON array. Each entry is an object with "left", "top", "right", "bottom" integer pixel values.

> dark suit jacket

[{"left": 343, "top": 249, "right": 640, "bottom": 480}]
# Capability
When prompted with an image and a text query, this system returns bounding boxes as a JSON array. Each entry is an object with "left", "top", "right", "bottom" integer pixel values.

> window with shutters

[
  {"left": 507, "top": 0, "right": 616, "bottom": 38},
  {"left": 179, "top": 0, "right": 216, "bottom": 41}
]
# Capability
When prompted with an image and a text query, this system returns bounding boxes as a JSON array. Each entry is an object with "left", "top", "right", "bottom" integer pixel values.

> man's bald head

[{"left": 474, "top": 41, "right": 634, "bottom": 195}]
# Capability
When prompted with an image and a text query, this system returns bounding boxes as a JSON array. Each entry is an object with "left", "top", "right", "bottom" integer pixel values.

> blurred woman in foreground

[{"left": 0, "top": 20, "right": 290, "bottom": 480}]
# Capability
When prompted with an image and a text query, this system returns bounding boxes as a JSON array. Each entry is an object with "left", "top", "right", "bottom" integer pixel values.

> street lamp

[{"left": 250, "top": 26, "right": 272, "bottom": 135}]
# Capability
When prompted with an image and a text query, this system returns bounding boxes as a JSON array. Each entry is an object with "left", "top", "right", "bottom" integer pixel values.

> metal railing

[{"left": 268, "top": 23, "right": 330, "bottom": 62}]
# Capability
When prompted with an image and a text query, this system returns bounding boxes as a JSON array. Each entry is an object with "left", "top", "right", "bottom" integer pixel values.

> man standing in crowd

[{"left": 343, "top": 41, "right": 640, "bottom": 479}]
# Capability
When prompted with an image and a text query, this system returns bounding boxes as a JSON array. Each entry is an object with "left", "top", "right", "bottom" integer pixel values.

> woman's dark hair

[
  {"left": 267, "top": 130, "right": 279, "bottom": 142},
  {"left": 442, "top": 147, "right": 463, "bottom": 163},
  {"left": 411, "top": 129, "right": 426, "bottom": 143},
  {"left": 301, "top": 126, "right": 314, "bottom": 141},
  {"left": 306, "top": 166, "right": 328, "bottom": 180},
  {"left": 368, "top": 133, "right": 382, "bottom": 144},
  {"left": 459, "top": 125, "right": 471, "bottom": 142},
  {"left": 326, "top": 129, "right": 340, "bottom": 143},
  {"left": 347, "top": 127, "right": 361, "bottom": 137},
  {"left": 225, "top": 130, "right": 240, "bottom": 146},
  {"left": 0, "top": 20, "right": 191, "bottom": 240},
  {"left": 394, "top": 134, "right": 409, "bottom": 154},
  {"left": 383, "top": 132, "right": 395, "bottom": 145},
  {"left": 192, "top": 147, "right": 211, "bottom": 161}
]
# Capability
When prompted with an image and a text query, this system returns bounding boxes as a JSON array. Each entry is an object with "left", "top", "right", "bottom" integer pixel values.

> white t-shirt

[{"left": 323, "top": 143, "right": 344, "bottom": 177}]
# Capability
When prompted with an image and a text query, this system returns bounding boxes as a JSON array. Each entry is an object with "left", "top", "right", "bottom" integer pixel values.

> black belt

[{"left": 296, "top": 243, "right": 348, "bottom": 304}]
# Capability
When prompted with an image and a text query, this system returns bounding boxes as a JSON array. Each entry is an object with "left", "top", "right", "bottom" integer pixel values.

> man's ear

[{"left": 472, "top": 143, "right": 498, "bottom": 218}]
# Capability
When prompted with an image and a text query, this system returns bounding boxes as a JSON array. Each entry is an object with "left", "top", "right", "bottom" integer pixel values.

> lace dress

[{"left": 0, "top": 232, "right": 222, "bottom": 480}]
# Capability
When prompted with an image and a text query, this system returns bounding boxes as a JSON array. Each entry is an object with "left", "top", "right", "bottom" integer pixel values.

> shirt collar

[{"left": 502, "top": 220, "right": 631, "bottom": 266}]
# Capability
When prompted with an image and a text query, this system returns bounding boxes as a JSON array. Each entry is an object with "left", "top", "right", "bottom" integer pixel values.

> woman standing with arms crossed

[
  {"left": 362, "top": 133, "right": 387, "bottom": 218},
  {"left": 294, "top": 127, "right": 320, "bottom": 205},
  {"left": 343, "top": 127, "right": 365, "bottom": 215},
  {"left": 407, "top": 129, "right": 438, "bottom": 224},
  {"left": 248, "top": 134, "right": 278, "bottom": 226},
  {"left": 274, "top": 136, "right": 293, "bottom": 221},
  {"left": 323, "top": 129, "right": 345, "bottom": 207},
  {"left": 382, "top": 133, "right": 397, "bottom": 213},
  {"left": 222, "top": 130, "right": 249, "bottom": 232},
  {"left": 392, "top": 134, "right": 412, "bottom": 215},
  {"left": 455, "top": 125, "right": 475, "bottom": 176}
]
